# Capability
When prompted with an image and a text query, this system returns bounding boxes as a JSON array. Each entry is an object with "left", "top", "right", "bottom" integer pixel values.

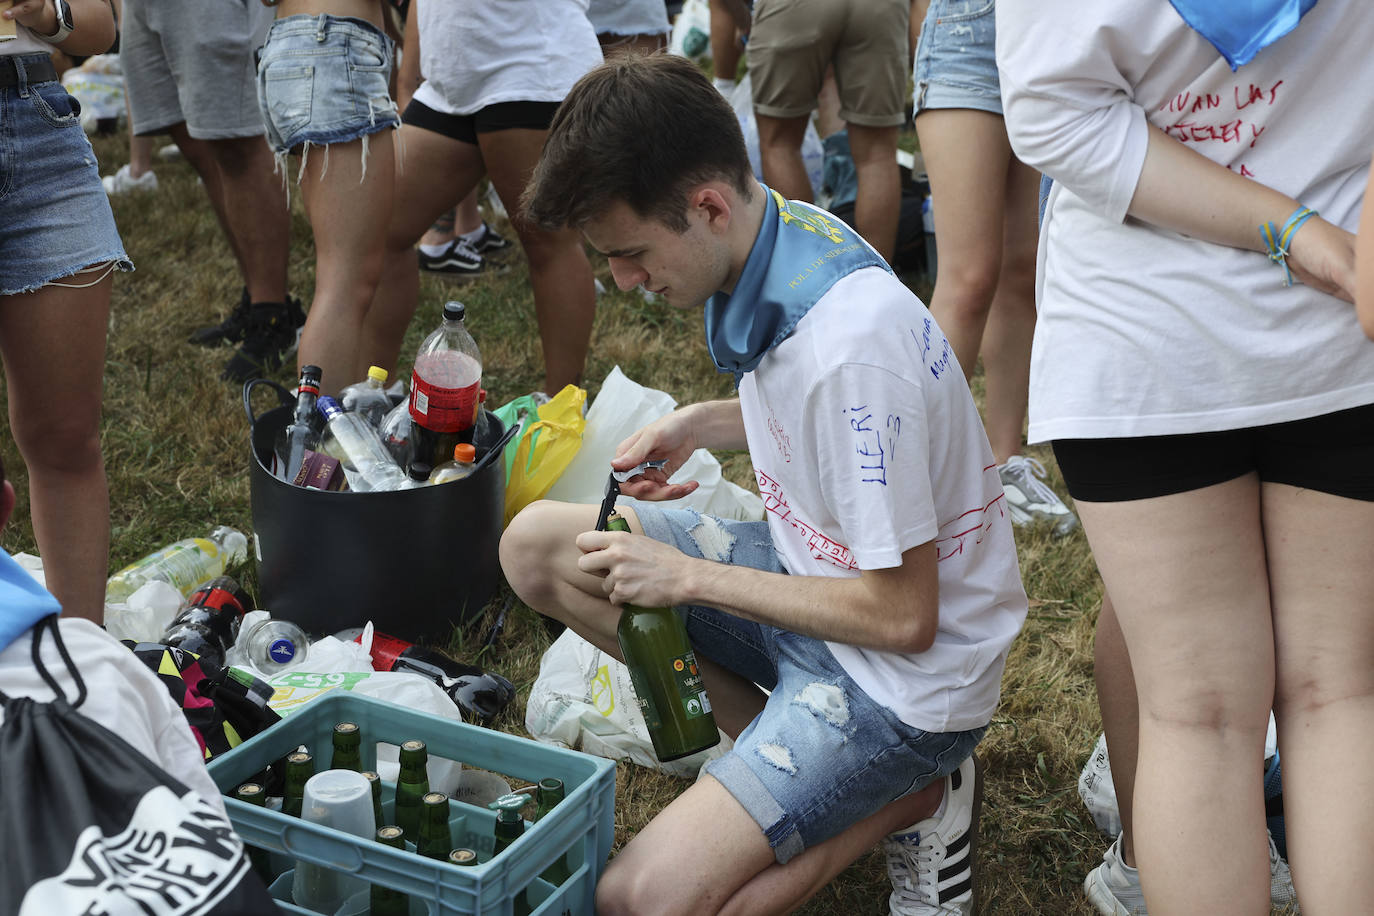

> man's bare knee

[{"left": 499, "top": 500, "right": 568, "bottom": 605}]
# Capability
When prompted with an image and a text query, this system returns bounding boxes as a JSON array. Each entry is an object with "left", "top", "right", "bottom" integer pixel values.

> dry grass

[{"left": 0, "top": 127, "right": 1119, "bottom": 914}]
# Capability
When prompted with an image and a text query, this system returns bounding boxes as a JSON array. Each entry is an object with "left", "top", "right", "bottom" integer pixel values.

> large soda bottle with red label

[
  {"left": 409, "top": 301, "right": 481, "bottom": 468},
  {"left": 334, "top": 627, "right": 515, "bottom": 723},
  {"left": 159, "top": 575, "right": 253, "bottom": 667}
]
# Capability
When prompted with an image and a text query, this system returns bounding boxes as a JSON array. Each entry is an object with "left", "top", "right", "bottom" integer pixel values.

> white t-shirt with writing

[
  {"left": 738, "top": 267, "right": 1028, "bottom": 733},
  {"left": 997, "top": 0, "right": 1374, "bottom": 441},
  {"left": 413, "top": 0, "right": 603, "bottom": 116}
]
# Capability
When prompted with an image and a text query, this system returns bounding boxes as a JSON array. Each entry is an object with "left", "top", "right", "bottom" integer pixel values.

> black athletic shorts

[
  {"left": 401, "top": 99, "right": 561, "bottom": 145},
  {"left": 1052, "top": 402, "right": 1374, "bottom": 503}
]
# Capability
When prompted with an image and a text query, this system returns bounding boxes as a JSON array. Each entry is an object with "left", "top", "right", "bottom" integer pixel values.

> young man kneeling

[{"left": 500, "top": 54, "right": 1027, "bottom": 916}]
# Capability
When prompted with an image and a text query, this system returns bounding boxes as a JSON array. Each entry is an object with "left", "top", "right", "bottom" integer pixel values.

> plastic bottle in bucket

[
  {"left": 316, "top": 396, "right": 408, "bottom": 492},
  {"left": 106, "top": 526, "right": 249, "bottom": 604},
  {"left": 340, "top": 365, "right": 391, "bottom": 429},
  {"left": 429, "top": 443, "right": 476, "bottom": 484},
  {"left": 409, "top": 301, "right": 481, "bottom": 467},
  {"left": 378, "top": 399, "right": 417, "bottom": 469}
]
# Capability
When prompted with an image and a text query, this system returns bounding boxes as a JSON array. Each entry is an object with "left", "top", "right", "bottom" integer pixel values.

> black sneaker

[
  {"left": 221, "top": 302, "right": 301, "bottom": 383},
  {"left": 417, "top": 238, "right": 484, "bottom": 276},
  {"left": 189, "top": 287, "right": 252, "bottom": 347},
  {"left": 468, "top": 222, "right": 512, "bottom": 256}
]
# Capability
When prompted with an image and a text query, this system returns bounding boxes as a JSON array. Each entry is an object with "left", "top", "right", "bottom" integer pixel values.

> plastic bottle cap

[
  {"left": 367, "top": 366, "right": 388, "bottom": 383},
  {"left": 268, "top": 638, "right": 297, "bottom": 663},
  {"left": 317, "top": 396, "right": 342, "bottom": 419},
  {"left": 454, "top": 444, "right": 476, "bottom": 463},
  {"left": 442, "top": 301, "right": 466, "bottom": 321}
]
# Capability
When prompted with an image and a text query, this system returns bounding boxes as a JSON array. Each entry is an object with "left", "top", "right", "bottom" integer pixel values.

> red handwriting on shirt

[
  {"left": 756, "top": 470, "right": 858, "bottom": 571},
  {"left": 935, "top": 465, "right": 1006, "bottom": 563}
]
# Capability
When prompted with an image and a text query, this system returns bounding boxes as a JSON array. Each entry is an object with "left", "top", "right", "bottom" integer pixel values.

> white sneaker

[
  {"left": 102, "top": 164, "right": 158, "bottom": 195},
  {"left": 157, "top": 143, "right": 183, "bottom": 162},
  {"left": 999, "top": 454, "right": 1078, "bottom": 536},
  {"left": 883, "top": 755, "right": 979, "bottom": 915},
  {"left": 1084, "top": 831, "right": 1299, "bottom": 915}
]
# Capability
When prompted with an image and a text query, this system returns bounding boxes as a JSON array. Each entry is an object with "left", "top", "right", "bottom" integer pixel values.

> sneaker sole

[
  {"left": 969, "top": 754, "right": 984, "bottom": 916},
  {"left": 1083, "top": 869, "right": 1138, "bottom": 916}
]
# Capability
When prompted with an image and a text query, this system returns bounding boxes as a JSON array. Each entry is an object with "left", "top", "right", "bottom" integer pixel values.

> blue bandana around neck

[
  {"left": 0, "top": 548, "right": 62, "bottom": 655},
  {"left": 1168, "top": 0, "right": 1318, "bottom": 70},
  {"left": 704, "top": 187, "right": 891, "bottom": 381}
]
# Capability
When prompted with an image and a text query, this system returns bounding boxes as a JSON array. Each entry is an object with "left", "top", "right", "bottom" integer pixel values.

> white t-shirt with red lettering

[
  {"left": 997, "top": 0, "right": 1374, "bottom": 442},
  {"left": 737, "top": 267, "right": 1028, "bottom": 733}
]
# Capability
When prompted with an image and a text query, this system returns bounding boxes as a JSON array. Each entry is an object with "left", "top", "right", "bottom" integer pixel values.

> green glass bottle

[
  {"left": 331, "top": 721, "right": 362, "bottom": 771},
  {"left": 283, "top": 751, "right": 314, "bottom": 818},
  {"left": 417, "top": 792, "right": 453, "bottom": 861},
  {"left": 371, "top": 826, "right": 409, "bottom": 916},
  {"left": 489, "top": 794, "right": 532, "bottom": 916},
  {"left": 534, "top": 777, "right": 572, "bottom": 886},
  {"left": 447, "top": 848, "right": 479, "bottom": 867},
  {"left": 362, "top": 770, "right": 384, "bottom": 830},
  {"left": 394, "top": 739, "right": 430, "bottom": 838},
  {"left": 606, "top": 513, "right": 721, "bottom": 762},
  {"left": 233, "top": 782, "right": 274, "bottom": 882}
]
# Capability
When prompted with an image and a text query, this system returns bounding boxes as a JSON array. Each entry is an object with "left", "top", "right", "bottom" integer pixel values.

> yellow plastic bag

[{"left": 504, "top": 384, "right": 586, "bottom": 525}]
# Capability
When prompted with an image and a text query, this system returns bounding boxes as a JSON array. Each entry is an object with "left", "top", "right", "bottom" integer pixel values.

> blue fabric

[
  {"left": 704, "top": 187, "right": 891, "bottom": 380},
  {"left": 0, "top": 550, "right": 63, "bottom": 656},
  {"left": 1167, "top": 0, "right": 1318, "bottom": 70},
  {"left": 821, "top": 130, "right": 858, "bottom": 211}
]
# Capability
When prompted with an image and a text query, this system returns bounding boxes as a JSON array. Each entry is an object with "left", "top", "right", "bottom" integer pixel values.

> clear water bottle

[
  {"left": 274, "top": 365, "right": 324, "bottom": 482},
  {"left": 243, "top": 617, "right": 309, "bottom": 674},
  {"left": 429, "top": 443, "right": 476, "bottom": 485},
  {"left": 316, "top": 396, "right": 408, "bottom": 492},
  {"left": 341, "top": 365, "right": 392, "bottom": 430},
  {"left": 409, "top": 302, "right": 481, "bottom": 466},
  {"left": 106, "top": 526, "right": 250, "bottom": 604},
  {"left": 378, "top": 399, "right": 417, "bottom": 470}
]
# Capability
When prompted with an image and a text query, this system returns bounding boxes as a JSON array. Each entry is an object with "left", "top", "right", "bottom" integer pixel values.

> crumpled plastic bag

[
  {"left": 103, "top": 580, "right": 183, "bottom": 644},
  {"left": 731, "top": 74, "right": 825, "bottom": 200},
  {"left": 60, "top": 56, "right": 125, "bottom": 132},
  {"left": 503, "top": 384, "right": 587, "bottom": 526},
  {"left": 546, "top": 366, "right": 763, "bottom": 522},
  {"left": 525, "top": 628, "right": 731, "bottom": 779},
  {"left": 668, "top": 0, "right": 712, "bottom": 61}
]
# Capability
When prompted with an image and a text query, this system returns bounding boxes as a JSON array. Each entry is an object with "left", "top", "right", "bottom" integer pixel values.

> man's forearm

[{"left": 682, "top": 398, "right": 749, "bottom": 451}]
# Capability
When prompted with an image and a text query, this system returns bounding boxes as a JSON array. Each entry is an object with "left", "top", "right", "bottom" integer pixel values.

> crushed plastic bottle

[
  {"left": 341, "top": 366, "right": 392, "bottom": 430},
  {"left": 105, "top": 526, "right": 249, "bottom": 604}
]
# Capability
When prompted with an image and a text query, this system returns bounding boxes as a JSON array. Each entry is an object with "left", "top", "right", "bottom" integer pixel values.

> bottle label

[
  {"left": 672, "top": 651, "right": 712, "bottom": 719},
  {"left": 624, "top": 662, "right": 664, "bottom": 731},
  {"left": 409, "top": 373, "right": 480, "bottom": 434},
  {"left": 366, "top": 631, "right": 415, "bottom": 671},
  {"left": 186, "top": 584, "right": 246, "bottom": 618}
]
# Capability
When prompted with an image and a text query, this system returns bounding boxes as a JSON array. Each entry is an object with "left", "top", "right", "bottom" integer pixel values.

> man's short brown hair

[{"left": 523, "top": 53, "right": 755, "bottom": 234}]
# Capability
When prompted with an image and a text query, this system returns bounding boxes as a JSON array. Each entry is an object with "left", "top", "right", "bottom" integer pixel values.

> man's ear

[
  {"left": 0, "top": 481, "right": 13, "bottom": 534},
  {"left": 691, "top": 185, "right": 733, "bottom": 233}
]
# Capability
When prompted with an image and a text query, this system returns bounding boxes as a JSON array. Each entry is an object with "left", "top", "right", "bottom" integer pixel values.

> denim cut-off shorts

[
  {"left": 633, "top": 506, "right": 986, "bottom": 864},
  {"left": 0, "top": 55, "right": 132, "bottom": 296},
  {"left": 913, "top": 0, "right": 1003, "bottom": 116},
  {"left": 256, "top": 15, "right": 400, "bottom": 161}
]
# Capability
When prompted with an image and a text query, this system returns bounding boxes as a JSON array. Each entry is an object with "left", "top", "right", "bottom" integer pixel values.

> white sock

[
  {"left": 713, "top": 77, "right": 737, "bottom": 95},
  {"left": 458, "top": 223, "right": 486, "bottom": 245},
  {"left": 418, "top": 242, "right": 449, "bottom": 257}
]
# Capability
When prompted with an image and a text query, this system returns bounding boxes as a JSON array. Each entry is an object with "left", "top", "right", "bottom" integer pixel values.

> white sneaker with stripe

[{"left": 883, "top": 755, "right": 979, "bottom": 915}]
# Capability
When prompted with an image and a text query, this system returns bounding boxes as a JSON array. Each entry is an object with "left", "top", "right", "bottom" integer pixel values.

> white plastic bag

[
  {"left": 546, "top": 366, "right": 764, "bottom": 522},
  {"left": 730, "top": 74, "right": 825, "bottom": 200},
  {"left": 103, "top": 580, "right": 183, "bottom": 643},
  {"left": 526, "top": 629, "right": 731, "bottom": 779},
  {"left": 668, "top": 0, "right": 712, "bottom": 61}
]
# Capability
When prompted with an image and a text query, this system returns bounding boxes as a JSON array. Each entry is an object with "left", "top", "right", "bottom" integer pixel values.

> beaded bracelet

[{"left": 1260, "top": 206, "right": 1318, "bottom": 287}]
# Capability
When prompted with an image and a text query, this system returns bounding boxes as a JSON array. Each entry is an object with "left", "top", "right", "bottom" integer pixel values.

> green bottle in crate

[
  {"left": 362, "top": 770, "right": 384, "bottom": 829},
  {"left": 489, "top": 794, "right": 532, "bottom": 916},
  {"left": 394, "top": 740, "right": 430, "bottom": 838},
  {"left": 448, "top": 848, "right": 478, "bottom": 867},
  {"left": 283, "top": 751, "right": 314, "bottom": 818},
  {"left": 606, "top": 513, "right": 721, "bottom": 762},
  {"left": 331, "top": 721, "right": 362, "bottom": 772},
  {"left": 417, "top": 792, "right": 453, "bottom": 861},
  {"left": 371, "top": 826, "right": 409, "bottom": 916},
  {"left": 535, "top": 778, "right": 573, "bottom": 886},
  {"left": 233, "top": 782, "right": 275, "bottom": 882}
]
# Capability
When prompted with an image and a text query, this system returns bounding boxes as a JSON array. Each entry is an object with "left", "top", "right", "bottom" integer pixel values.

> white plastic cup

[{"left": 292, "top": 770, "right": 376, "bottom": 913}]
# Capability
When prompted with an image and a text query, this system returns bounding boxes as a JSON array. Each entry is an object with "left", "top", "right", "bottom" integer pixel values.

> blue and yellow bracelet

[{"left": 1260, "top": 206, "right": 1318, "bottom": 287}]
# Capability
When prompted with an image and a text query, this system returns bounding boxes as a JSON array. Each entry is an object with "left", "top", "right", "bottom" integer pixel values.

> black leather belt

[{"left": 0, "top": 55, "right": 59, "bottom": 90}]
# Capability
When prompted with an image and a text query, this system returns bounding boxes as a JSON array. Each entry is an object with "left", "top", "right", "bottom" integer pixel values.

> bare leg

[
  {"left": 167, "top": 123, "right": 247, "bottom": 280},
  {"left": 978, "top": 155, "right": 1040, "bottom": 463},
  {"left": 1264, "top": 482, "right": 1374, "bottom": 913},
  {"left": 0, "top": 274, "right": 113, "bottom": 623},
  {"left": 1094, "top": 591, "right": 1139, "bottom": 864},
  {"left": 709, "top": 0, "right": 746, "bottom": 84},
  {"left": 913, "top": 108, "right": 1013, "bottom": 384},
  {"left": 478, "top": 128, "right": 596, "bottom": 393},
  {"left": 756, "top": 113, "right": 813, "bottom": 203},
  {"left": 419, "top": 206, "right": 458, "bottom": 249},
  {"left": 297, "top": 135, "right": 395, "bottom": 394},
  {"left": 363, "top": 124, "right": 486, "bottom": 374},
  {"left": 1077, "top": 477, "right": 1273, "bottom": 914},
  {"left": 846, "top": 123, "right": 900, "bottom": 262}
]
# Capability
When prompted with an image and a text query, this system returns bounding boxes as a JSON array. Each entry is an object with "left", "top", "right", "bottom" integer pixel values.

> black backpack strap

[{"left": 28, "top": 615, "right": 87, "bottom": 709}]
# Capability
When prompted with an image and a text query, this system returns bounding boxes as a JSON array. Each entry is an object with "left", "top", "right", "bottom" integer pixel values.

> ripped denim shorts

[
  {"left": 632, "top": 506, "right": 986, "bottom": 864},
  {"left": 256, "top": 14, "right": 400, "bottom": 157}
]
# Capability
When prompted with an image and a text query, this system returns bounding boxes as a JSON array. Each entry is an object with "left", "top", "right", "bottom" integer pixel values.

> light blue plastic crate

[{"left": 207, "top": 691, "right": 615, "bottom": 915}]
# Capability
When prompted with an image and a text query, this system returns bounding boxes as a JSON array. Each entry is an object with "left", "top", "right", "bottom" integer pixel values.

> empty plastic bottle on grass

[
  {"left": 240, "top": 617, "right": 309, "bottom": 674},
  {"left": 341, "top": 365, "right": 392, "bottom": 429},
  {"left": 409, "top": 301, "right": 481, "bottom": 467},
  {"left": 429, "top": 443, "right": 476, "bottom": 484},
  {"left": 274, "top": 365, "right": 323, "bottom": 482},
  {"left": 335, "top": 627, "right": 516, "bottom": 723},
  {"left": 160, "top": 575, "right": 252, "bottom": 667},
  {"left": 316, "top": 396, "right": 408, "bottom": 492},
  {"left": 106, "top": 526, "right": 249, "bottom": 604}
]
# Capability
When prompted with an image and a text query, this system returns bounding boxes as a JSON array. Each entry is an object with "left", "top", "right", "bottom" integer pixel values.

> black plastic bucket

[{"left": 244, "top": 380, "right": 507, "bottom": 642}]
